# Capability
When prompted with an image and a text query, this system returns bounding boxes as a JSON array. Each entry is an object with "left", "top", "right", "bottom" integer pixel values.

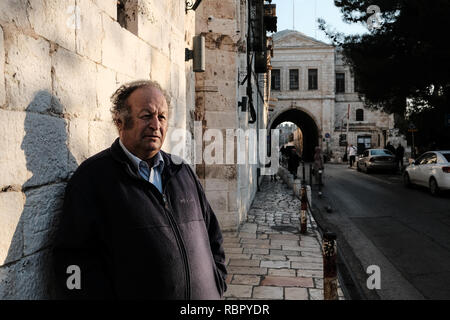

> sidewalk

[{"left": 222, "top": 175, "right": 345, "bottom": 300}]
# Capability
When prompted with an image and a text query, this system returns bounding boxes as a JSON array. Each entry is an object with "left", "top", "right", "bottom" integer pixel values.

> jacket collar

[{"left": 110, "top": 138, "right": 183, "bottom": 181}]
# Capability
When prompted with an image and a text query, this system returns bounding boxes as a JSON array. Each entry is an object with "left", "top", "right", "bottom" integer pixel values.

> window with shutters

[
  {"left": 356, "top": 109, "right": 364, "bottom": 121},
  {"left": 308, "top": 69, "right": 318, "bottom": 90},
  {"left": 271, "top": 69, "right": 280, "bottom": 90},
  {"left": 336, "top": 73, "right": 345, "bottom": 93},
  {"left": 289, "top": 69, "right": 299, "bottom": 90}
]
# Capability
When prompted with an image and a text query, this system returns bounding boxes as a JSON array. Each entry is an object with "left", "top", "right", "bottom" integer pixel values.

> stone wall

[
  {"left": 0, "top": 0, "right": 194, "bottom": 299},
  {"left": 194, "top": 0, "right": 266, "bottom": 231}
]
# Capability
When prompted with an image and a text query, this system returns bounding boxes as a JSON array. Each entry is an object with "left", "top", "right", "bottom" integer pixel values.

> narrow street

[
  {"left": 312, "top": 163, "right": 450, "bottom": 299},
  {"left": 222, "top": 176, "right": 345, "bottom": 300}
]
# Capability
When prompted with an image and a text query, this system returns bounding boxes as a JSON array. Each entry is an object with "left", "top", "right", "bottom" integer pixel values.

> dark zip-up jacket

[{"left": 53, "top": 138, "right": 227, "bottom": 299}]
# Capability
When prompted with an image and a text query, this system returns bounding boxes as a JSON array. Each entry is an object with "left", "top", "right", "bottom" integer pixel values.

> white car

[{"left": 403, "top": 151, "right": 450, "bottom": 195}]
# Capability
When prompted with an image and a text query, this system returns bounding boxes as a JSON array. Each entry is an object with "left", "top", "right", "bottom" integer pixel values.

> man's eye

[
  {"left": 141, "top": 115, "right": 151, "bottom": 119},
  {"left": 158, "top": 115, "right": 166, "bottom": 120}
]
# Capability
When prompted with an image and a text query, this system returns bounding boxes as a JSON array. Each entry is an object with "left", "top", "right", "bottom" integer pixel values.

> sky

[{"left": 269, "top": 0, "right": 368, "bottom": 43}]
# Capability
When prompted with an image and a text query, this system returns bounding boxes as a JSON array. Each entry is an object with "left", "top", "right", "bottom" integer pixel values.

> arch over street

[{"left": 269, "top": 107, "right": 320, "bottom": 162}]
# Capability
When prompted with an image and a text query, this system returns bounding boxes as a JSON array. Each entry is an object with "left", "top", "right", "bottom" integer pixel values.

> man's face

[{"left": 119, "top": 86, "right": 169, "bottom": 160}]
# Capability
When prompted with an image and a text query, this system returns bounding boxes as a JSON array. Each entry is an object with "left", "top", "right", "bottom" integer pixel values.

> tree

[{"left": 319, "top": 0, "right": 450, "bottom": 149}]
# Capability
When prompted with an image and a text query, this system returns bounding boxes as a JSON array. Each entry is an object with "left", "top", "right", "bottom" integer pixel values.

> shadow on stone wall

[{"left": 0, "top": 90, "right": 76, "bottom": 299}]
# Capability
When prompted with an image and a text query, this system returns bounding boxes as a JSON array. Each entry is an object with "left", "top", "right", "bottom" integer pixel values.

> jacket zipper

[
  {"left": 161, "top": 190, "right": 191, "bottom": 300},
  {"left": 125, "top": 160, "right": 191, "bottom": 299}
]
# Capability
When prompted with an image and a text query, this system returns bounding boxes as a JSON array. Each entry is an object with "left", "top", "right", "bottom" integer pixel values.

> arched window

[{"left": 356, "top": 109, "right": 364, "bottom": 121}]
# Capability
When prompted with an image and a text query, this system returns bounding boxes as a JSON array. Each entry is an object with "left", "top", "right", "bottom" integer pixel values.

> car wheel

[
  {"left": 357, "top": 163, "right": 361, "bottom": 172},
  {"left": 429, "top": 178, "right": 440, "bottom": 196},
  {"left": 403, "top": 172, "right": 411, "bottom": 188},
  {"left": 365, "top": 164, "right": 371, "bottom": 174}
]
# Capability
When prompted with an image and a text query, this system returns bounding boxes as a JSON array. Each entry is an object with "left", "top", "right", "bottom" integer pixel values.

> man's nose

[{"left": 148, "top": 115, "right": 160, "bottom": 130}]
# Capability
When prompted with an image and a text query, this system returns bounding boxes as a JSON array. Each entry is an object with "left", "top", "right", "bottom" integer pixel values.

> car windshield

[
  {"left": 371, "top": 149, "right": 393, "bottom": 156},
  {"left": 443, "top": 153, "right": 450, "bottom": 162}
]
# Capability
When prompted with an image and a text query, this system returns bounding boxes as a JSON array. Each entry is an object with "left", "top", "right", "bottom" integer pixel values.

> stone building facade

[
  {"left": 0, "top": 0, "right": 273, "bottom": 298},
  {"left": 269, "top": 30, "right": 394, "bottom": 161},
  {"left": 194, "top": 0, "right": 272, "bottom": 231}
]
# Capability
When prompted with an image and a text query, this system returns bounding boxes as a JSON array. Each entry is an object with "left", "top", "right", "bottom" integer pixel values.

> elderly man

[{"left": 53, "top": 80, "right": 227, "bottom": 299}]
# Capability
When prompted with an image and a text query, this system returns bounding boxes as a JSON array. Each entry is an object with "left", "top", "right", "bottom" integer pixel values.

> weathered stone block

[
  {"left": 28, "top": 0, "right": 76, "bottom": 51},
  {"left": 135, "top": 39, "right": 152, "bottom": 79},
  {"left": 0, "top": 0, "right": 31, "bottom": 28},
  {"left": 68, "top": 118, "right": 89, "bottom": 170},
  {"left": 206, "top": 17, "right": 237, "bottom": 37},
  {"left": 260, "top": 260, "right": 290, "bottom": 269},
  {"left": 252, "top": 286, "right": 283, "bottom": 299},
  {"left": 308, "top": 288, "right": 324, "bottom": 300},
  {"left": 102, "top": 14, "right": 151, "bottom": 78},
  {"left": 4, "top": 33, "right": 52, "bottom": 111},
  {"left": 151, "top": 48, "right": 171, "bottom": 91},
  {"left": 202, "top": 1, "right": 236, "bottom": 20},
  {"left": 205, "top": 178, "right": 232, "bottom": 191},
  {"left": 136, "top": 1, "right": 162, "bottom": 48},
  {"left": 205, "top": 164, "right": 237, "bottom": 180},
  {"left": 0, "top": 192, "right": 24, "bottom": 266},
  {"left": 204, "top": 83, "right": 237, "bottom": 112},
  {"left": 0, "top": 26, "right": 4, "bottom": 107},
  {"left": 228, "top": 259, "right": 260, "bottom": 267},
  {"left": 23, "top": 183, "right": 66, "bottom": 256},
  {"left": 88, "top": 120, "right": 118, "bottom": 156},
  {"left": 92, "top": 0, "right": 117, "bottom": 19},
  {"left": 0, "top": 249, "right": 57, "bottom": 299},
  {"left": 285, "top": 287, "right": 309, "bottom": 300},
  {"left": 260, "top": 276, "right": 314, "bottom": 288},
  {"left": 206, "top": 50, "right": 237, "bottom": 82},
  {"left": 76, "top": 0, "right": 102, "bottom": 62},
  {"left": 231, "top": 275, "right": 261, "bottom": 285},
  {"left": 205, "top": 190, "right": 228, "bottom": 212},
  {"left": 268, "top": 268, "right": 296, "bottom": 277},
  {"left": 52, "top": 47, "right": 97, "bottom": 118},
  {"left": 217, "top": 211, "right": 238, "bottom": 231},
  {"left": 95, "top": 64, "right": 117, "bottom": 122},
  {"left": 205, "top": 111, "right": 237, "bottom": 129},
  {"left": 0, "top": 110, "right": 69, "bottom": 188},
  {"left": 223, "top": 284, "right": 252, "bottom": 298}
]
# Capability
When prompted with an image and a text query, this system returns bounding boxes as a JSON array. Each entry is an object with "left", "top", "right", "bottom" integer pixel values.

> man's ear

[{"left": 116, "top": 118, "right": 124, "bottom": 133}]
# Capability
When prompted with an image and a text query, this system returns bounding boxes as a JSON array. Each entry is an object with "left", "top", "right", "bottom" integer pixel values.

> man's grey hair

[{"left": 110, "top": 80, "right": 171, "bottom": 130}]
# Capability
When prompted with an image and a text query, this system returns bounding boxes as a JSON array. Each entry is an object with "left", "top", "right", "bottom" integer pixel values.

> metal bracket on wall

[{"left": 185, "top": 0, "right": 203, "bottom": 14}]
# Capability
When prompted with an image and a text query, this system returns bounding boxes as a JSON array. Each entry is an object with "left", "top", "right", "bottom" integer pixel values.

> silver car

[{"left": 357, "top": 149, "right": 397, "bottom": 173}]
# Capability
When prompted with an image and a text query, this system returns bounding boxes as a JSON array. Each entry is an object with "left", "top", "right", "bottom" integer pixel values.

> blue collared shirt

[{"left": 119, "top": 139, "right": 164, "bottom": 193}]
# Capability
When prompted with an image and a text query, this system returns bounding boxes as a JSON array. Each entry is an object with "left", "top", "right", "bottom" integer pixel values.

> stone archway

[{"left": 269, "top": 108, "right": 320, "bottom": 162}]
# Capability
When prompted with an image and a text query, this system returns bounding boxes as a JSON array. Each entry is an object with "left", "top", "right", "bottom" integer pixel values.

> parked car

[
  {"left": 356, "top": 149, "right": 397, "bottom": 173},
  {"left": 403, "top": 151, "right": 450, "bottom": 196}
]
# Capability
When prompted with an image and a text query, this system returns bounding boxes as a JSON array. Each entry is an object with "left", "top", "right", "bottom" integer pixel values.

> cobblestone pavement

[{"left": 222, "top": 176, "right": 345, "bottom": 300}]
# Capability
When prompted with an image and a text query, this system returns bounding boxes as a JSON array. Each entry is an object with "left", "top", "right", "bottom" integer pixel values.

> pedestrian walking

[
  {"left": 53, "top": 80, "right": 227, "bottom": 299},
  {"left": 287, "top": 148, "right": 301, "bottom": 179},
  {"left": 395, "top": 143, "right": 405, "bottom": 172},
  {"left": 386, "top": 141, "right": 395, "bottom": 154},
  {"left": 347, "top": 144, "right": 357, "bottom": 168},
  {"left": 313, "top": 146, "right": 324, "bottom": 185}
]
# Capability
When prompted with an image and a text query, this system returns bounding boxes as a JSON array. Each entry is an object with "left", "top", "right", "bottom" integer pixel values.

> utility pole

[
  {"left": 292, "top": 0, "right": 295, "bottom": 30},
  {"left": 346, "top": 104, "right": 350, "bottom": 149}
]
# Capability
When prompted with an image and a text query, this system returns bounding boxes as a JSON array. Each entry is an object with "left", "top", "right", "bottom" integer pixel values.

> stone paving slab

[{"left": 223, "top": 176, "right": 345, "bottom": 300}]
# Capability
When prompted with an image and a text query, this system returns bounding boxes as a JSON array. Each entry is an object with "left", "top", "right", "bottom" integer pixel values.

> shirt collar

[{"left": 119, "top": 139, "right": 164, "bottom": 172}]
